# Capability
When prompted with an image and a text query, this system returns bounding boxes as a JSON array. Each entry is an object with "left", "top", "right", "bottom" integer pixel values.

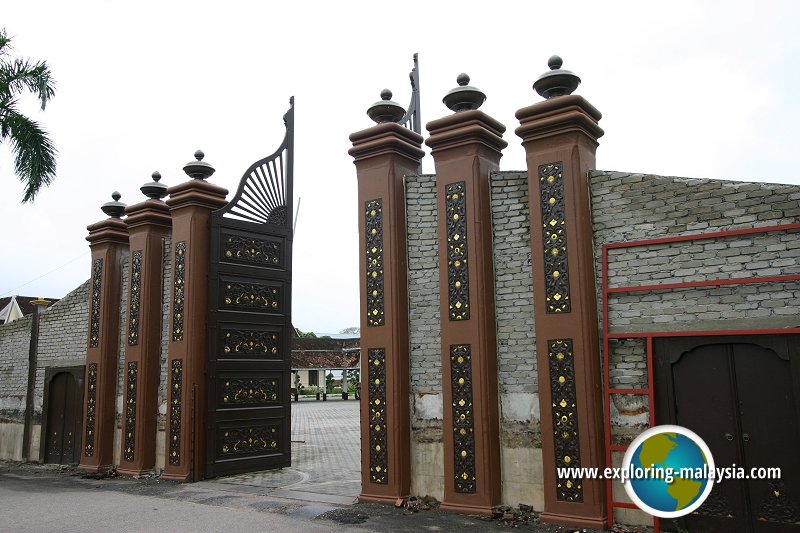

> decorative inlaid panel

[
  {"left": 548, "top": 338, "right": 582, "bottom": 502},
  {"left": 218, "top": 424, "right": 280, "bottom": 457},
  {"left": 168, "top": 359, "right": 182, "bottom": 466},
  {"left": 222, "top": 329, "right": 280, "bottom": 357},
  {"left": 367, "top": 348, "right": 387, "bottom": 484},
  {"left": 450, "top": 344, "right": 476, "bottom": 493},
  {"left": 123, "top": 362, "right": 137, "bottom": 462},
  {"left": 222, "top": 281, "right": 281, "bottom": 311},
  {"left": 84, "top": 363, "right": 97, "bottom": 457},
  {"left": 223, "top": 233, "right": 281, "bottom": 266},
  {"left": 757, "top": 480, "right": 800, "bottom": 523},
  {"left": 89, "top": 259, "right": 103, "bottom": 348},
  {"left": 172, "top": 242, "right": 186, "bottom": 342},
  {"left": 220, "top": 377, "right": 279, "bottom": 407},
  {"left": 127, "top": 250, "right": 142, "bottom": 346},
  {"left": 365, "top": 199, "right": 385, "bottom": 327},
  {"left": 538, "top": 163, "right": 571, "bottom": 313},
  {"left": 446, "top": 182, "right": 470, "bottom": 321},
  {"left": 697, "top": 488, "right": 733, "bottom": 517}
]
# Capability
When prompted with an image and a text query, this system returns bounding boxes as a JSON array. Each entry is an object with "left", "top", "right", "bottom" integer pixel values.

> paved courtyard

[{"left": 206, "top": 398, "right": 361, "bottom": 504}]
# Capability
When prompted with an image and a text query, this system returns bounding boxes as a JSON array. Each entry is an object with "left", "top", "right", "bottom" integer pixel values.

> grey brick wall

[
  {"left": 0, "top": 315, "right": 33, "bottom": 423},
  {"left": 115, "top": 253, "right": 130, "bottom": 425},
  {"left": 490, "top": 171, "right": 536, "bottom": 395},
  {"left": 406, "top": 174, "right": 442, "bottom": 397}
]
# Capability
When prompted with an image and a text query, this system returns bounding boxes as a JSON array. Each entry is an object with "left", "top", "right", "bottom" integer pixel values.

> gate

[
  {"left": 41, "top": 366, "right": 84, "bottom": 464},
  {"left": 205, "top": 98, "right": 294, "bottom": 477}
]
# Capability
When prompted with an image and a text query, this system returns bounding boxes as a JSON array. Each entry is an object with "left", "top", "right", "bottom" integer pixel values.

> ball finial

[
  {"left": 548, "top": 55, "right": 563, "bottom": 70},
  {"left": 152, "top": 171, "right": 161, "bottom": 182},
  {"left": 184, "top": 149, "right": 215, "bottom": 180},
  {"left": 456, "top": 73, "right": 470, "bottom": 86},
  {"left": 443, "top": 73, "right": 485, "bottom": 112},
  {"left": 101, "top": 191, "right": 127, "bottom": 218},
  {"left": 141, "top": 171, "right": 168, "bottom": 199},
  {"left": 380, "top": 88, "right": 393, "bottom": 101},
  {"left": 194, "top": 149, "right": 205, "bottom": 161},
  {"left": 534, "top": 55, "right": 581, "bottom": 99},
  {"left": 112, "top": 191, "right": 121, "bottom": 202},
  {"left": 366, "top": 88, "right": 406, "bottom": 124}
]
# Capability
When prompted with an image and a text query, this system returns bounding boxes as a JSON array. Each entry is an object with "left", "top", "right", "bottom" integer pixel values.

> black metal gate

[{"left": 206, "top": 99, "right": 294, "bottom": 478}]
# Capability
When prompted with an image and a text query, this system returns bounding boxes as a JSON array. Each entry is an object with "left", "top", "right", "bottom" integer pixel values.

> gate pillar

[
  {"left": 117, "top": 173, "right": 172, "bottom": 475},
  {"left": 514, "top": 57, "right": 606, "bottom": 529},
  {"left": 78, "top": 193, "right": 129, "bottom": 473},
  {"left": 425, "top": 75, "right": 506, "bottom": 515},
  {"left": 349, "top": 90, "right": 424, "bottom": 504},
  {"left": 162, "top": 152, "right": 228, "bottom": 481}
]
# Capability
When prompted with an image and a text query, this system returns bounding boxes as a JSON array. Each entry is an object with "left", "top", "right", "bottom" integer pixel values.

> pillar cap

[
  {"left": 183, "top": 150, "right": 215, "bottom": 180},
  {"left": 367, "top": 89, "right": 407, "bottom": 124},
  {"left": 100, "top": 192, "right": 127, "bottom": 218},
  {"left": 140, "top": 171, "right": 168, "bottom": 200},
  {"left": 533, "top": 55, "right": 581, "bottom": 99},
  {"left": 30, "top": 297, "right": 50, "bottom": 307},
  {"left": 442, "top": 73, "right": 486, "bottom": 112},
  {"left": 348, "top": 121, "right": 425, "bottom": 164}
]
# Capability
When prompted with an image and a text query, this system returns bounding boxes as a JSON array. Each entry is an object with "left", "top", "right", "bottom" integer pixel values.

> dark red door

[
  {"left": 655, "top": 336, "right": 800, "bottom": 533},
  {"left": 43, "top": 370, "right": 83, "bottom": 464}
]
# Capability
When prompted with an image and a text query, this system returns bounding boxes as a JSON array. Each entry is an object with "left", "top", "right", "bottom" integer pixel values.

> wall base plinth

[
  {"left": 160, "top": 471, "right": 192, "bottom": 482},
  {"left": 539, "top": 511, "right": 607, "bottom": 530},
  {"left": 439, "top": 501, "right": 495, "bottom": 517}
]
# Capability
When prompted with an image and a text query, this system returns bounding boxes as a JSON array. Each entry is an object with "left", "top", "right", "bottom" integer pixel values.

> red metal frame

[{"left": 601, "top": 223, "right": 800, "bottom": 533}]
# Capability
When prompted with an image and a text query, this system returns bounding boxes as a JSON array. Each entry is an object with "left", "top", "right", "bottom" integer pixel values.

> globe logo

[{"left": 622, "top": 425, "right": 715, "bottom": 518}]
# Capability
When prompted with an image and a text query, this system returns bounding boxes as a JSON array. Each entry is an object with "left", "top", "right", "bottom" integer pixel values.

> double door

[{"left": 654, "top": 336, "right": 800, "bottom": 532}]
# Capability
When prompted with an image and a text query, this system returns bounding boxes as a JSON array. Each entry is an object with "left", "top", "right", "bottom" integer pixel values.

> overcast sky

[{"left": 2, "top": 1, "right": 799, "bottom": 334}]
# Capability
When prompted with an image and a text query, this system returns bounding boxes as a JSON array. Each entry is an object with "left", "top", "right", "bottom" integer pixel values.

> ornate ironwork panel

[
  {"left": 365, "top": 199, "right": 385, "bottom": 327},
  {"left": 223, "top": 233, "right": 281, "bottom": 266},
  {"left": 84, "top": 363, "right": 97, "bottom": 457},
  {"left": 168, "top": 359, "right": 182, "bottom": 466},
  {"left": 757, "top": 480, "right": 800, "bottom": 523},
  {"left": 123, "top": 362, "right": 137, "bottom": 462},
  {"left": 539, "top": 162, "right": 571, "bottom": 313},
  {"left": 446, "top": 182, "right": 470, "bottom": 321},
  {"left": 89, "top": 259, "right": 102, "bottom": 348},
  {"left": 127, "top": 250, "right": 142, "bottom": 346},
  {"left": 222, "top": 329, "right": 281, "bottom": 358},
  {"left": 172, "top": 242, "right": 186, "bottom": 341},
  {"left": 450, "top": 344, "right": 476, "bottom": 493},
  {"left": 399, "top": 53, "right": 422, "bottom": 135},
  {"left": 218, "top": 424, "right": 281, "bottom": 457},
  {"left": 222, "top": 280, "right": 281, "bottom": 311},
  {"left": 367, "top": 348, "right": 387, "bottom": 484},
  {"left": 206, "top": 98, "right": 293, "bottom": 478},
  {"left": 219, "top": 377, "right": 280, "bottom": 407},
  {"left": 548, "top": 338, "right": 582, "bottom": 502}
]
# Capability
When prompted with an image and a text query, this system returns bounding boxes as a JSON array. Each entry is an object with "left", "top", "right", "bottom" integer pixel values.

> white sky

[{"left": 2, "top": 1, "right": 799, "bottom": 334}]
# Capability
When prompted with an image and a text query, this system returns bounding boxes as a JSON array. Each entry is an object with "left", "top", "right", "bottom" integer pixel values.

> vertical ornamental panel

[
  {"left": 365, "top": 199, "right": 385, "bottom": 327},
  {"left": 548, "top": 338, "right": 582, "bottom": 502},
  {"left": 368, "top": 348, "right": 387, "bottom": 484},
  {"left": 127, "top": 250, "right": 142, "bottom": 346},
  {"left": 123, "top": 362, "right": 138, "bottom": 462},
  {"left": 539, "top": 163, "right": 571, "bottom": 313},
  {"left": 172, "top": 242, "right": 186, "bottom": 341},
  {"left": 84, "top": 363, "right": 97, "bottom": 456},
  {"left": 89, "top": 259, "right": 103, "bottom": 348},
  {"left": 446, "top": 182, "right": 469, "bottom": 321},
  {"left": 451, "top": 344, "right": 476, "bottom": 493},
  {"left": 169, "top": 359, "right": 182, "bottom": 466}
]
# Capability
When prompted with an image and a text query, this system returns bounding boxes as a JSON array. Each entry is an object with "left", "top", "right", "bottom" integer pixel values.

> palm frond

[
  {"left": 3, "top": 109, "right": 57, "bottom": 203},
  {"left": 0, "top": 29, "right": 12, "bottom": 58},
  {"left": 0, "top": 58, "right": 55, "bottom": 109}
]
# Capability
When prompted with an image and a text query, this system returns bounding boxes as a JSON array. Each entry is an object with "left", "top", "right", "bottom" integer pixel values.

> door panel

[
  {"left": 655, "top": 336, "right": 800, "bottom": 533},
  {"left": 43, "top": 370, "right": 83, "bottom": 464}
]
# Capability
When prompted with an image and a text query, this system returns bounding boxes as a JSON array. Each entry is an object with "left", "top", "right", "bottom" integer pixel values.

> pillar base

[
  {"left": 161, "top": 471, "right": 192, "bottom": 482},
  {"left": 116, "top": 467, "right": 157, "bottom": 478},
  {"left": 358, "top": 493, "right": 410, "bottom": 507},
  {"left": 539, "top": 511, "right": 608, "bottom": 530},
  {"left": 77, "top": 463, "right": 114, "bottom": 475}
]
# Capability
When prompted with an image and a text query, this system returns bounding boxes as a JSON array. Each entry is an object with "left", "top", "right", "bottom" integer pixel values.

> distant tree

[
  {"left": 0, "top": 29, "right": 57, "bottom": 203},
  {"left": 325, "top": 372, "right": 334, "bottom": 393},
  {"left": 339, "top": 326, "right": 360, "bottom": 335},
  {"left": 294, "top": 328, "right": 316, "bottom": 339}
]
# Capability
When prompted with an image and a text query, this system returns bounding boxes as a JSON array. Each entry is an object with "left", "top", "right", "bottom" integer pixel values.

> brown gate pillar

[
  {"left": 117, "top": 173, "right": 172, "bottom": 476},
  {"left": 162, "top": 152, "right": 228, "bottom": 481},
  {"left": 514, "top": 57, "right": 606, "bottom": 529},
  {"left": 426, "top": 75, "right": 506, "bottom": 515},
  {"left": 349, "top": 90, "right": 424, "bottom": 504},
  {"left": 78, "top": 193, "right": 129, "bottom": 473}
]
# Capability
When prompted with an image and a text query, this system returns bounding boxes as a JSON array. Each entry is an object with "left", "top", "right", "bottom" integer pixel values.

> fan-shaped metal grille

[{"left": 220, "top": 98, "right": 294, "bottom": 226}]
